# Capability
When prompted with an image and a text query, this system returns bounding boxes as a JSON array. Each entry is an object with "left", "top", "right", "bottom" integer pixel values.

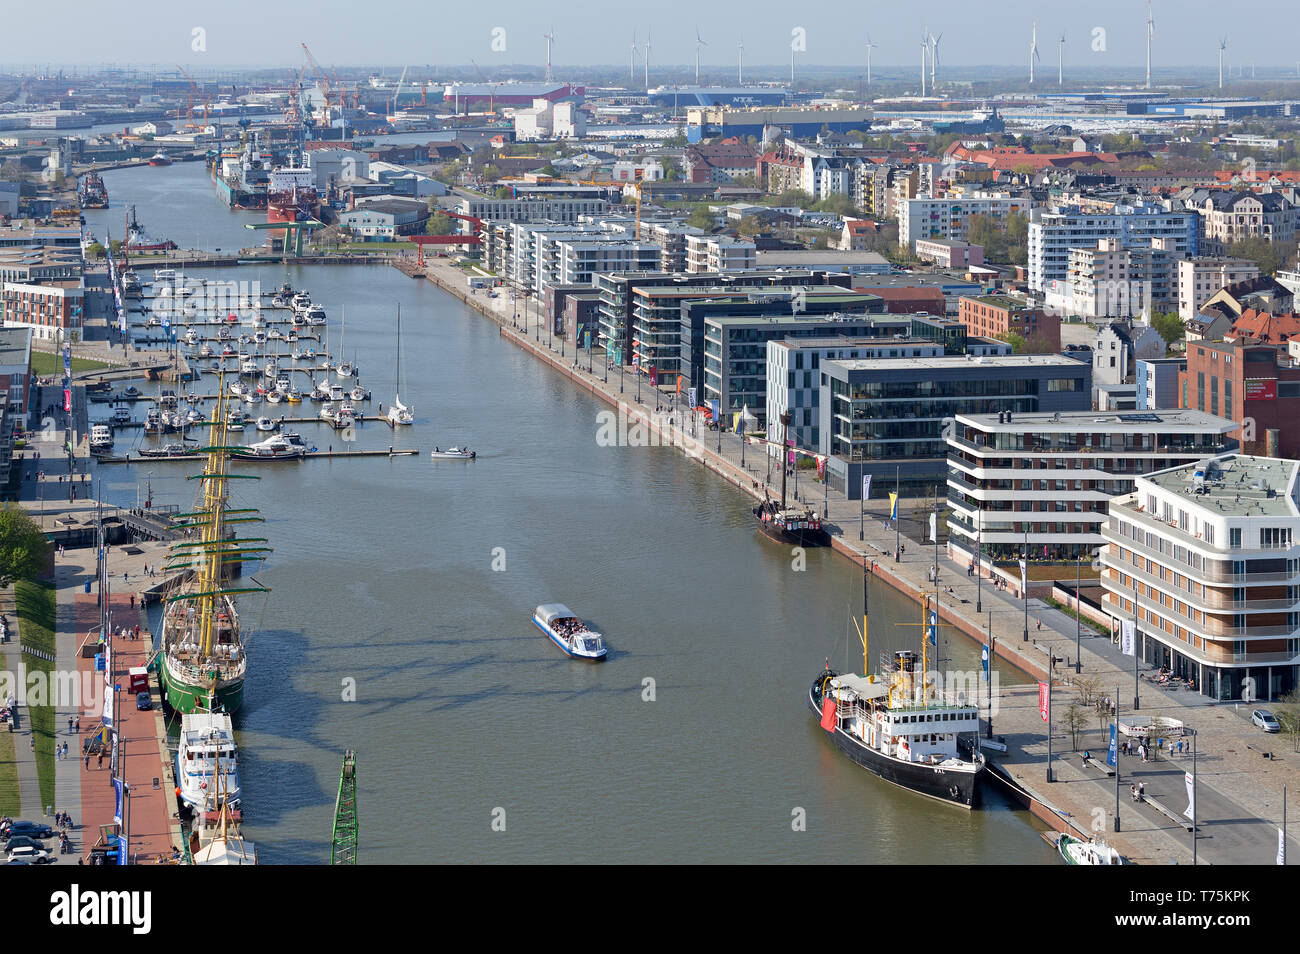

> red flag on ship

[{"left": 820, "top": 695, "right": 837, "bottom": 732}]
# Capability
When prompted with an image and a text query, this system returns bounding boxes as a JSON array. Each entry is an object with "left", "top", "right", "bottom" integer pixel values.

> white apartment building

[
  {"left": 1177, "top": 257, "right": 1261, "bottom": 322},
  {"left": 1027, "top": 204, "right": 1200, "bottom": 292},
  {"left": 1100, "top": 454, "right": 1300, "bottom": 701},
  {"left": 555, "top": 240, "right": 660, "bottom": 287},
  {"left": 947, "top": 409, "right": 1236, "bottom": 565},
  {"left": 459, "top": 197, "right": 611, "bottom": 225},
  {"left": 899, "top": 193, "right": 1034, "bottom": 251},
  {"left": 1043, "top": 238, "right": 1178, "bottom": 319},
  {"left": 685, "top": 234, "right": 757, "bottom": 273}
]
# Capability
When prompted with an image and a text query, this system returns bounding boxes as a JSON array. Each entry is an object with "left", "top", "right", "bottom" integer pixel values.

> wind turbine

[
  {"left": 1218, "top": 37, "right": 1227, "bottom": 90},
  {"left": 644, "top": 25, "right": 652, "bottom": 87},
  {"left": 920, "top": 31, "right": 928, "bottom": 96},
  {"left": 1145, "top": 1, "right": 1154, "bottom": 89},
  {"left": 630, "top": 29, "right": 638, "bottom": 83},
  {"left": 543, "top": 27, "right": 555, "bottom": 84},
  {"left": 1029, "top": 21, "right": 1040, "bottom": 85},
  {"left": 929, "top": 32, "right": 942, "bottom": 91},
  {"left": 1058, "top": 31, "right": 1065, "bottom": 85},
  {"left": 695, "top": 27, "right": 707, "bottom": 85},
  {"left": 865, "top": 34, "right": 877, "bottom": 87},
  {"left": 738, "top": 33, "right": 744, "bottom": 85}
]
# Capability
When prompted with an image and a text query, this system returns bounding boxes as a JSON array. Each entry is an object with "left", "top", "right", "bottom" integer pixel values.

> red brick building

[
  {"left": 957, "top": 295, "right": 1061, "bottom": 350},
  {"left": 1179, "top": 339, "right": 1300, "bottom": 458}
]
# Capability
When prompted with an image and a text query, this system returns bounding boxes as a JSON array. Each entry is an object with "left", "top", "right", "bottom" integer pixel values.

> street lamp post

[
  {"left": 1074, "top": 553, "right": 1083, "bottom": 673},
  {"left": 976, "top": 514, "right": 983, "bottom": 614},
  {"left": 985, "top": 613, "right": 995, "bottom": 739},
  {"left": 894, "top": 466, "right": 900, "bottom": 562},
  {"left": 1022, "top": 524, "right": 1029, "bottom": 642},
  {"left": 1133, "top": 584, "right": 1141, "bottom": 712},
  {"left": 1114, "top": 683, "right": 1122, "bottom": 832}
]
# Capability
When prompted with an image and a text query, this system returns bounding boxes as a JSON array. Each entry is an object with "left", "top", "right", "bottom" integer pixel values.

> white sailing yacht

[
  {"left": 387, "top": 305, "right": 413, "bottom": 427},
  {"left": 336, "top": 306, "right": 354, "bottom": 378}
]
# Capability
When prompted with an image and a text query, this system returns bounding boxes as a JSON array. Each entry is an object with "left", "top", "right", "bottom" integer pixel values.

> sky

[{"left": 6, "top": 0, "right": 1298, "bottom": 74}]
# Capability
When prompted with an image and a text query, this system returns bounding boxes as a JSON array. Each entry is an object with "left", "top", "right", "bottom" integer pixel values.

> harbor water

[{"left": 97, "top": 165, "right": 1056, "bottom": 864}]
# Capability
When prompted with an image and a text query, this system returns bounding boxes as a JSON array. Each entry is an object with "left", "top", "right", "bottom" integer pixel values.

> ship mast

[
  {"left": 861, "top": 554, "right": 869, "bottom": 675},
  {"left": 778, "top": 410, "right": 792, "bottom": 509}
]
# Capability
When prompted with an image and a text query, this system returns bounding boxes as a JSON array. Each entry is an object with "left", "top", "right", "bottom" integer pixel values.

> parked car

[
  {"left": 135, "top": 691, "right": 152, "bottom": 711},
  {"left": 5, "top": 844, "right": 52, "bottom": 864},
  {"left": 1, "top": 821, "right": 53, "bottom": 840},
  {"left": 1251, "top": 709, "right": 1281, "bottom": 733},
  {"left": 2, "top": 835, "right": 46, "bottom": 853}
]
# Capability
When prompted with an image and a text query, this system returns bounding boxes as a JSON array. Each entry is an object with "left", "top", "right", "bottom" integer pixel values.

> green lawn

[
  {"left": 14, "top": 580, "right": 57, "bottom": 811},
  {"left": 0, "top": 723, "right": 19, "bottom": 817},
  {"left": 31, "top": 351, "right": 112, "bottom": 376}
]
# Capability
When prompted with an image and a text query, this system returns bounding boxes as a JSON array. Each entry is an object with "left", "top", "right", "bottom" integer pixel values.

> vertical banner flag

[
  {"left": 817, "top": 456, "right": 826, "bottom": 479},
  {"left": 1019, "top": 557, "right": 1027, "bottom": 593},
  {"left": 1121, "top": 619, "right": 1136, "bottom": 657},
  {"left": 1107, "top": 724, "right": 1118, "bottom": 767},
  {"left": 676, "top": 374, "right": 683, "bottom": 394},
  {"left": 1183, "top": 771, "right": 1195, "bottom": 820},
  {"left": 688, "top": 386, "right": 697, "bottom": 409},
  {"left": 981, "top": 644, "right": 990, "bottom": 682},
  {"left": 861, "top": 474, "right": 872, "bottom": 501},
  {"left": 114, "top": 777, "right": 124, "bottom": 825},
  {"left": 101, "top": 639, "right": 113, "bottom": 728},
  {"left": 1038, "top": 682, "right": 1050, "bottom": 722},
  {"left": 582, "top": 330, "right": 590, "bottom": 349},
  {"left": 64, "top": 389, "right": 72, "bottom": 413},
  {"left": 888, "top": 492, "right": 898, "bottom": 522},
  {"left": 786, "top": 438, "right": 795, "bottom": 467},
  {"left": 649, "top": 366, "right": 658, "bottom": 388},
  {"left": 1279, "top": 828, "right": 1287, "bottom": 866},
  {"left": 710, "top": 399, "right": 720, "bottom": 425},
  {"left": 928, "top": 511, "right": 937, "bottom": 542},
  {"left": 927, "top": 606, "right": 937, "bottom": 647},
  {"left": 732, "top": 412, "right": 741, "bottom": 432}
]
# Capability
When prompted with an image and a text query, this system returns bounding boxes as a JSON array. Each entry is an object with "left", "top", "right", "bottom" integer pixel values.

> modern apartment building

[
  {"left": 1179, "top": 339, "right": 1300, "bottom": 459},
  {"left": 819, "top": 354, "right": 1092, "bottom": 499},
  {"left": 1027, "top": 203, "right": 1199, "bottom": 292},
  {"left": 1100, "top": 454, "right": 1300, "bottom": 700},
  {"left": 946, "top": 408, "right": 1236, "bottom": 563},
  {"left": 1043, "top": 238, "right": 1178, "bottom": 319},
  {"left": 459, "top": 197, "right": 611, "bottom": 224},
  {"left": 684, "top": 234, "right": 756, "bottom": 273},
  {"left": 899, "top": 193, "right": 1034, "bottom": 250}
]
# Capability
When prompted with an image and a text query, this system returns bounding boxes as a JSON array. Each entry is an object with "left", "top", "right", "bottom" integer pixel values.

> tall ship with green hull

[{"left": 160, "top": 379, "right": 271, "bottom": 715}]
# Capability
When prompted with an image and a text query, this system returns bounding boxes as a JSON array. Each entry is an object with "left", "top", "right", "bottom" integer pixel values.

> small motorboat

[
  {"left": 266, "top": 390, "right": 284, "bottom": 405},
  {"left": 229, "top": 381, "right": 247, "bottom": 397},
  {"left": 286, "top": 387, "right": 303, "bottom": 404},
  {"left": 110, "top": 406, "right": 132, "bottom": 425},
  {"left": 232, "top": 432, "right": 310, "bottom": 461},
  {"left": 430, "top": 446, "right": 475, "bottom": 460},
  {"left": 255, "top": 417, "right": 276, "bottom": 432},
  {"left": 226, "top": 410, "right": 248, "bottom": 430},
  {"left": 1056, "top": 834, "right": 1123, "bottom": 866},
  {"left": 349, "top": 386, "right": 370, "bottom": 402},
  {"left": 532, "top": 604, "right": 607, "bottom": 661},
  {"left": 243, "top": 391, "right": 261, "bottom": 406}
]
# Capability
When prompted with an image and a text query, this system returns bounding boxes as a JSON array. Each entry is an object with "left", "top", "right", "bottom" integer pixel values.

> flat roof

[
  {"left": 827, "top": 353, "right": 1086, "bottom": 372},
  {"left": 1143, "top": 454, "right": 1299, "bottom": 518},
  {"left": 956, "top": 408, "right": 1236, "bottom": 435},
  {"left": 0, "top": 326, "right": 32, "bottom": 369},
  {"left": 771, "top": 335, "right": 941, "bottom": 350}
]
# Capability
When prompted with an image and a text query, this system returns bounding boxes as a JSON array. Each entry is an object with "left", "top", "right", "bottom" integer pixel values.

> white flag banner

[
  {"left": 861, "top": 474, "right": 872, "bottom": 501},
  {"left": 1121, "top": 619, "right": 1136, "bottom": 657},
  {"left": 1018, "top": 557, "right": 1027, "bottom": 592},
  {"left": 1183, "top": 771, "right": 1195, "bottom": 820},
  {"left": 1279, "top": 828, "right": 1287, "bottom": 866},
  {"left": 928, "top": 511, "right": 937, "bottom": 543}
]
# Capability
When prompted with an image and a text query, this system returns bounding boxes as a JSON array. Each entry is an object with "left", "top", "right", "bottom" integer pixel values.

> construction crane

[
  {"left": 469, "top": 59, "right": 501, "bottom": 116},
  {"left": 300, "top": 43, "right": 333, "bottom": 121},
  {"left": 176, "top": 65, "right": 199, "bottom": 129},
  {"left": 330, "top": 749, "right": 358, "bottom": 865},
  {"left": 284, "top": 60, "right": 308, "bottom": 126},
  {"left": 391, "top": 64, "right": 408, "bottom": 117}
]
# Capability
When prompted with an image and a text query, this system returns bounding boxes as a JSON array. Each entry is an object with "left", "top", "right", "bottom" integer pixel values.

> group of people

[
  {"left": 1129, "top": 782, "right": 1147, "bottom": 802},
  {"left": 552, "top": 617, "right": 587, "bottom": 640}
]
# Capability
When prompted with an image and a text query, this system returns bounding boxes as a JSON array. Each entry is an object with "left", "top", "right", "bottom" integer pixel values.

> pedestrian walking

[
  {"left": 74, "top": 718, "right": 79, "bottom": 733},
  {"left": 1138, "top": 782, "right": 1145, "bottom": 800},
  {"left": 129, "top": 594, "right": 135, "bottom": 609},
  {"left": 67, "top": 716, "right": 72, "bottom": 733},
  {"left": 96, "top": 751, "right": 103, "bottom": 768},
  {"left": 1130, "top": 784, "right": 1138, "bottom": 802},
  {"left": 29, "top": 736, "right": 34, "bottom": 751}
]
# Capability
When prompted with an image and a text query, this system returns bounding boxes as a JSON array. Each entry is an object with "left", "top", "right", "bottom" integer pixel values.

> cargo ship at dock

[
  {"left": 265, "top": 165, "right": 319, "bottom": 251},
  {"left": 213, "top": 139, "right": 271, "bottom": 209},
  {"left": 159, "top": 383, "right": 272, "bottom": 715}
]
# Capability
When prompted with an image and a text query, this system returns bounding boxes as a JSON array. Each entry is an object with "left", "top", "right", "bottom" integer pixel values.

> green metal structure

[{"left": 330, "top": 749, "right": 358, "bottom": 864}]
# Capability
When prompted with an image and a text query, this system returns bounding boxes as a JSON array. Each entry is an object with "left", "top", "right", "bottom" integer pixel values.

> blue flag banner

[
  {"left": 1107, "top": 723, "right": 1118, "bottom": 767},
  {"left": 981, "top": 644, "right": 989, "bottom": 682},
  {"left": 114, "top": 777, "right": 124, "bottom": 825},
  {"left": 927, "top": 608, "right": 937, "bottom": 647}
]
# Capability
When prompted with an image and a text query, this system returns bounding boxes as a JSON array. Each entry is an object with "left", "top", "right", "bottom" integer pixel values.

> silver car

[{"left": 1251, "top": 709, "right": 1281, "bottom": 733}]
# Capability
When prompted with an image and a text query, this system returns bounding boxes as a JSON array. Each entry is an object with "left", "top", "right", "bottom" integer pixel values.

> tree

[
  {"left": 426, "top": 213, "right": 455, "bottom": 236},
  {"left": 660, "top": 157, "right": 681, "bottom": 181},
  {"left": 84, "top": 242, "right": 106, "bottom": 259},
  {"left": 686, "top": 207, "right": 715, "bottom": 231},
  {"left": 1074, "top": 675, "right": 1102, "bottom": 708},
  {"left": 1228, "top": 236, "right": 1284, "bottom": 276},
  {"left": 0, "top": 507, "right": 49, "bottom": 589},
  {"left": 493, "top": 186, "right": 511, "bottom": 199},
  {"left": 1276, "top": 688, "right": 1300, "bottom": 753},
  {"left": 1151, "top": 311, "right": 1185, "bottom": 349},
  {"left": 735, "top": 215, "right": 763, "bottom": 237},
  {"left": 1062, "top": 703, "right": 1088, "bottom": 751}
]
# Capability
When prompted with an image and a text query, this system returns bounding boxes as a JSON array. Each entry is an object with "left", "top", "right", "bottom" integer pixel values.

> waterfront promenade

[{"left": 414, "top": 255, "right": 1299, "bottom": 865}]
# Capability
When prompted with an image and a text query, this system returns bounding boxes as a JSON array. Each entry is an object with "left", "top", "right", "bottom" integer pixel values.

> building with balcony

[
  {"left": 1027, "top": 203, "right": 1199, "bottom": 292},
  {"left": 899, "top": 194, "right": 1034, "bottom": 251},
  {"left": 684, "top": 234, "right": 756, "bottom": 273},
  {"left": 1177, "top": 257, "right": 1260, "bottom": 322},
  {"left": 947, "top": 409, "right": 1236, "bottom": 563},
  {"left": 820, "top": 354, "right": 1092, "bottom": 499},
  {"left": 1099, "top": 454, "right": 1300, "bottom": 700},
  {"left": 958, "top": 295, "right": 1061, "bottom": 351}
]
